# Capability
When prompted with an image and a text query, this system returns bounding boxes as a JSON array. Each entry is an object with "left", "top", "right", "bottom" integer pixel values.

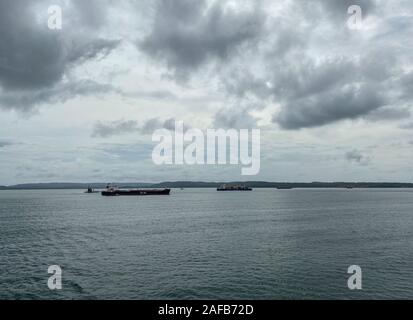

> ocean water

[{"left": 0, "top": 188, "right": 412, "bottom": 300}]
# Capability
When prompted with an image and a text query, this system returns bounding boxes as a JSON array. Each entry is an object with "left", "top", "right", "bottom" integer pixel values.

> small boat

[
  {"left": 217, "top": 184, "right": 252, "bottom": 191},
  {"left": 101, "top": 185, "right": 171, "bottom": 196},
  {"left": 85, "top": 186, "right": 99, "bottom": 193},
  {"left": 276, "top": 186, "right": 293, "bottom": 190}
]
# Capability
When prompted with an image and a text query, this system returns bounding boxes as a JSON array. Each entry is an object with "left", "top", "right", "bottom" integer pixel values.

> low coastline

[{"left": 2, "top": 181, "right": 413, "bottom": 190}]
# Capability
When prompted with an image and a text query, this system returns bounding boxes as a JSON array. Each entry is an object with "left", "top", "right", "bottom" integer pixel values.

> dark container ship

[
  {"left": 101, "top": 185, "right": 170, "bottom": 196},
  {"left": 217, "top": 184, "right": 253, "bottom": 191}
]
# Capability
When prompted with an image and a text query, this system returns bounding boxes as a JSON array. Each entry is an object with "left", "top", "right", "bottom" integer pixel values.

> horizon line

[{"left": 2, "top": 180, "right": 413, "bottom": 188}]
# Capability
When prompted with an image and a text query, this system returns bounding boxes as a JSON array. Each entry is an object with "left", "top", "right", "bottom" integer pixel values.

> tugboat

[
  {"left": 217, "top": 184, "right": 252, "bottom": 191},
  {"left": 101, "top": 184, "right": 171, "bottom": 196}
]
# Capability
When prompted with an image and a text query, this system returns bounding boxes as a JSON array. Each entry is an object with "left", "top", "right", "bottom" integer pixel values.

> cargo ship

[
  {"left": 101, "top": 185, "right": 171, "bottom": 196},
  {"left": 217, "top": 184, "right": 252, "bottom": 191}
]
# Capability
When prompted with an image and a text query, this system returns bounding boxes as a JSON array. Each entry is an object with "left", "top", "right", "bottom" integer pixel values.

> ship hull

[{"left": 101, "top": 189, "right": 171, "bottom": 196}]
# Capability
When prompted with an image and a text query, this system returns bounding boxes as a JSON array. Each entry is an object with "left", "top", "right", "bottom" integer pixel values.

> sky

[{"left": 1, "top": 0, "right": 413, "bottom": 185}]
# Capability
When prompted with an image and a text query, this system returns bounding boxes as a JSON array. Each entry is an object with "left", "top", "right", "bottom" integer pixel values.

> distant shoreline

[{"left": 2, "top": 181, "right": 413, "bottom": 190}]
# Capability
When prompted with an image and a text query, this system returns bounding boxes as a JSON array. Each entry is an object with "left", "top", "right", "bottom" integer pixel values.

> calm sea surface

[{"left": 0, "top": 188, "right": 412, "bottom": 300}]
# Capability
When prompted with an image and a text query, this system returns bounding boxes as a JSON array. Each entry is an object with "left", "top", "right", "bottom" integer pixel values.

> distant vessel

[
  {"left": 85, "top": 186, "right": 99, "bottom": 193},
  {"left": 217, "top": 184, "right": 252, "bottom": 191},
  {"left": 277, "top": 186, "right": 294, "bottom": 190},
  {"left": 101, "top": 185, "right": 171, "bottom": 196}
]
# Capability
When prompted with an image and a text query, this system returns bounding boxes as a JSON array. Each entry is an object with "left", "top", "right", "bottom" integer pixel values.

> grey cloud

[
  {"left": 345, "top": 149, "right": 370, "bottom": 166},
  {"left": 213, "top": 107, "right": 258, "bottom": 129},
  {"left": 189, "top": 0, "right": 412, "bottom": 130},
  {"left": 291, "top": 0, "right": 377, "bottom": 32},
  {"left": 399, "top": 71, "right": 413, "bottom": 101},
  {"left": 92, "top": 118, "right": 184, "bottom": 138},
  {"left": 122, "top": 89, "right": 177, "bottom": 100},
  {"left": 0, "top": 80, "right": 117, "bottom": 111},
  {"left": 399, "top": 122, "right": 413, "bottom": 130},
  {"left": 2, "top": 0, "right": 412, "bottom": 132},
  {"left": 275, "top": 84, "right": 386, "bottom": 129},
  {"left": 67, "top": 38, "right": 121, "bottom": 65},
  {"left": 92, "top": 120, "right": 140, "bottom": 138},
  {"left": 218, "top": 6, "right": 410, "bottom": 129},
  {"left": 365, "top": 106, "right": 410, "bottom": 122},
  {"left": 140, "top": 118, "right": 182, "bottom": 134},
  {"left": 139, "top": 0, "right": 264, "bottom": 80},
  {"left": 224, "top": 49, "right": 396, "bottom": 101},
  {"left": 315, "top": 0, "right": 376, "bottom": 17},
  {"left": 71, "top": 0, "right": 108, "bottom": 29},
  {"left": 0, "top": 81, "right": 177, "bottom": 112},
  {"left": 140, "top": 119, "right": 162, "bottom": 134},
  {"left": 0, "top": 0, "right": 119, "bottom": 111},
  {"left": 272, "top": 58, "right": 359, "bottom": 101},
  {"left": 220, "top": 69, "right": 271, "bottom": 100},
  {"left": 269, "top": 51, "right": 407, "bottom": 128},
  {"left": 0, "top": 0, "right": 64, "bottom": 90}
]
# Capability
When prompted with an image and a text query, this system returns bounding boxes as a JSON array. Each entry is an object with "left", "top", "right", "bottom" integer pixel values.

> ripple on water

[{"left": 0, "top": 189, "right": 412, "bottom": 299}]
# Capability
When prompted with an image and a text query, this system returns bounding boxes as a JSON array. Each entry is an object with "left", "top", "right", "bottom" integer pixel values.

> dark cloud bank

[
  {"left": 139, "top": 0, "right": 413, "bottom": 129},
  {"left": 1, "top": 0, "right": 413, "bottom": 130},
  {"left": 0, "top": 0, "right": 119, "bottom": 111},
  {"left": 139, "top": 0, "right": 264, "bottom": 81}
]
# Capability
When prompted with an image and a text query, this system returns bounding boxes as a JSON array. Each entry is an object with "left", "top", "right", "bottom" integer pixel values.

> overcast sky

[{"left": 1, "top": 0, "right": 413, "bottom": 185}]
